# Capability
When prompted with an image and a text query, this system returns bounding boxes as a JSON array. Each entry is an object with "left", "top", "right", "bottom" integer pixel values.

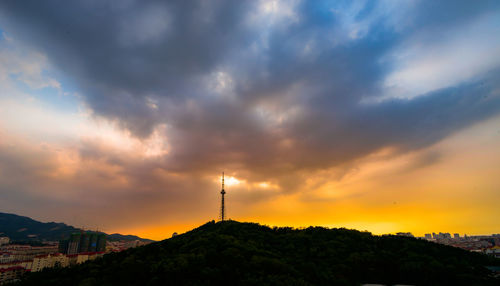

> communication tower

[{"left": 219, "top": 172, "right": 226, "bottom": 221}]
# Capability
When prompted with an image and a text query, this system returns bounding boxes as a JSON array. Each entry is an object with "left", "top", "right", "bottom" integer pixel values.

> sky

[{"left": 0, "top": 0, "right": 499, "bottom": 240}]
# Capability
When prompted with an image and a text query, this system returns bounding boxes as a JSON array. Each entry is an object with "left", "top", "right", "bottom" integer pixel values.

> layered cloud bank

[{"left": 0, "top": 1, "right": 499, "bottom": 239}]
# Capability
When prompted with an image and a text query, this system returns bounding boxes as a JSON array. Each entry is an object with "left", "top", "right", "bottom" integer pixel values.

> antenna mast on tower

[{"left": 219, "top": 172, "right": 226, "bottom": 221}]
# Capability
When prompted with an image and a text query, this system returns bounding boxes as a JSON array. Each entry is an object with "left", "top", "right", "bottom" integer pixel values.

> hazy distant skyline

[{"left": 0, "top": 1, "right": 499, "bottom": 240}]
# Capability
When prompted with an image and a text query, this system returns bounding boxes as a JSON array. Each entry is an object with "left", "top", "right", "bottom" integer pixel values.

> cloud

[
  {"left": 117, "top": 2, "right": 171, "bottom": 47},
  {"left": 0, "top": 130, "right": 217, "bottom": 231},
  {"left": 1, "top": 0, "right": 499, "bottom": 180},
  {"left": 381, "top": 11, "right": 500, "bottom": 100},
  {"left": 0, "top": 35, "right": 60, "bottom": 91},
  {"left": 0, "top": 0, "right": 500, "bottom": 234}
]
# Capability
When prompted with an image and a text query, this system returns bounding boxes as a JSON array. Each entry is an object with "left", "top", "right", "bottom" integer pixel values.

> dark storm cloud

[{"left": 1, "top": 0, "right": 500, "bottom": 192}]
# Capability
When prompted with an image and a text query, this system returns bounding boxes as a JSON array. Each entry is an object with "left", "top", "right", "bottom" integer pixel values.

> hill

[
  {"left": 16, "top": 220, "right": 499, "bottom": 286},
  {"left": 0, "top": 212, "right": 153, "bottom": 242}
]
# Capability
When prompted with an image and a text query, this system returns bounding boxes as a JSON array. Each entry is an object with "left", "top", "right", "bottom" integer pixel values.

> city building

[
  {"left": 59, "top": 232, "right": 107, "bottom": 255},
  {"left": 67, "top": 233, "right": 81, "bottom": 255},
  {"left": 422, "top": 232, "right": 500, "bottom": 253},
  {"left": 0, "top": 235, "right": 144, "bottom": 281},
  {"left": 0, "top": 244, "right": 58, "bottom": 261},
  {"left": 0, "top": 238, "right": 9, "bottom": 246},
  {"left": 0, "top": 252, "right": 13, "bottom": 264},
  {"left": 396, "top": 232, "right": 414, "bottom": 238},
  {"left": 0, "top": 260, "right": 32, "bottom": 270},
  {"left": 32, "top": 253, "right": 70, "bottom": 272},
  {"left": 485, "top": 246, "right": 500, "bottom": 258},
  {"left": 96, "top": 234, "right": 106, "bottom": 252},
  {"left": 88, "top": 233, "right": 98, "bottom": 252},
  {"left": 58, "top": 240, "right": 68, "bottom": 254},
  {"left": 79, "top": 233, "right": 90, "bottom": 253},
  {"left": 0, "top": 266, "right": 26, "bottom": 284}
]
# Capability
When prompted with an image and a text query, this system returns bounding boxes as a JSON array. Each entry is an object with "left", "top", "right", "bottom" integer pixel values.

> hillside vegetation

[{"left": 17, "top": 220, "right": 499, "bottom": 286}]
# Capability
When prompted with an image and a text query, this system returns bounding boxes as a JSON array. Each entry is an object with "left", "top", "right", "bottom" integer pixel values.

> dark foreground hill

[
  {"left": 17, "top": 221, "right": 499, "bottom": 286},
  {"left": 0, "top": 212, "right": 153, "bottom": 242}
]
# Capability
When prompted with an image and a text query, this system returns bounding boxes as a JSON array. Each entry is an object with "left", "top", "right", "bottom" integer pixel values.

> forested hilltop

[{"left": 16, "top": 220, "right": 500, "bottom": 286}]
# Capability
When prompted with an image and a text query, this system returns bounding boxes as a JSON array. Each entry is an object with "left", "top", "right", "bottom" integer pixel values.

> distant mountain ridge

[{"left": 0, "top": 212, "right": 154, "bottom": 242}]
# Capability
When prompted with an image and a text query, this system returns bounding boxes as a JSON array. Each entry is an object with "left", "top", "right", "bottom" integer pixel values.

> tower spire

[{"left": 219, "top": 172, "right": 226, "bottom": 221}]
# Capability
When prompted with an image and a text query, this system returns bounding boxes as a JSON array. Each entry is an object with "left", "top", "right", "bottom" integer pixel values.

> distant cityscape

[
  {"left": 0, "top": 231, "right": 151, "bottom": 284},
  {"left": 397, "top": 232, "right": 500, "bottom": 257}
]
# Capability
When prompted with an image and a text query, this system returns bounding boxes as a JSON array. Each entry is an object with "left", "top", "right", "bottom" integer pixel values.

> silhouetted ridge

[
  {"left": 0, "top": 212, "right": 153, "bottom": 242},
  {"left": 16, "top": 220, "right": 500, "bottom": 286}
]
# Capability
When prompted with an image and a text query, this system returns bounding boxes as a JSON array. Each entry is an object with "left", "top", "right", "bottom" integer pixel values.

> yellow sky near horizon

[{"left": 113, "top": 115, "right": 500, "bottom": 241}]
